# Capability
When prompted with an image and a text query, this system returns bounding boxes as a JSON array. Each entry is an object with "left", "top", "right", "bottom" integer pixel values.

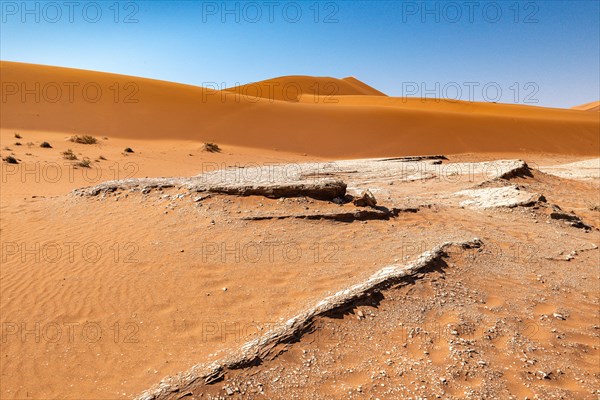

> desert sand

[
  {"left": 1, "top": 62, "right": 599, "bottom": 399},
  {"left": 2, "top": 61, "right": 598, "bottom": 158}
]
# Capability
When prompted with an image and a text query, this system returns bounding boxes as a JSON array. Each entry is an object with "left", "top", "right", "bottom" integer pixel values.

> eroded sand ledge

[{"left": 135, "top": 239, "right": 482, "bottom": 400}]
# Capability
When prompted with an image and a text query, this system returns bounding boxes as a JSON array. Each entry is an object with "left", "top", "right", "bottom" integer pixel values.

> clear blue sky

[{"left": 1, "top": 0, "right": 599, "bottom": 108}]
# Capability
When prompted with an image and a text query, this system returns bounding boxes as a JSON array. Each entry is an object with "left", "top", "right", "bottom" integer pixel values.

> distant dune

[
  {"left": 572, "top": 101, "right": 600, "bottom": 112},
  {"left": 224, "top": 75, "right": 386, "bottom": 101},
  {"left": 1, "top": 61, "right": 598, "bottom": 157}
]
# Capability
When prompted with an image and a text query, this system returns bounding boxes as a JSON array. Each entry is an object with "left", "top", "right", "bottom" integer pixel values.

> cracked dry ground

[{"left": 1, "top": 158, "right": 599, "bottom": 400}]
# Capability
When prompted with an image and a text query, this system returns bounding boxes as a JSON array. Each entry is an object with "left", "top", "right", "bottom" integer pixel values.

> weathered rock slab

[{"left": 455, "top": 185, "right": 543, "bottom": 209}]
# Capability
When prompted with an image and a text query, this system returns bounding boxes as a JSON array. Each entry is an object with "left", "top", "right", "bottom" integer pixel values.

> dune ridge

[
  {"left": 223, "top": 75, "right": 387, "bottom": 101},
  {"left": 1, "top": 61, "right": 598, "bottom": 157},
  {"left": 571, "top": 100, "right": 600, "bottom": 112}
]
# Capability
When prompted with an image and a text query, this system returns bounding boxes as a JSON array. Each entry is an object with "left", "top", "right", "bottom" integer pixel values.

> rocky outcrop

[
  {"left": 204, "top": 180, "right": 347, "bottom": 200},
  {"left": 549, "top": 206, "right": 593, "bottom": 231},
  {"left": 353, "top": 190, "right": 377, "bottom": 207},
  {"left": 455, "top": 185, "right": 544, "bottom": 209},
  {"left": 72, "top": 158, "right": 529, "bottom": 201},
  {"left": 497, "top": 160, "right": 532, "bottom": 179},
  {"left": 73, "top": 177, "right": 347, "bottom": 201}
]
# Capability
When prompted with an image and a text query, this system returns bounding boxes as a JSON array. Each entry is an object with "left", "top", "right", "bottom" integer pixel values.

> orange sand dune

[
  {"left": 224, "top": 75, "right": 387, "bottom": 101},
  {"left": 571, "top": 100, "right": 600, "bottom": 112},
  {"left": 299, "top": 94, "right": 600, "bottom": 120},
  {"left": 1, "top": 61, "right": 598, "bottom": 157}
]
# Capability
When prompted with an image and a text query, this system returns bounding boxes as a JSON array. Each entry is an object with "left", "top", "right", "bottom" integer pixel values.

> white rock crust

[
  {"left": 455, "top": 185, "right": 542, "bottom": 209},
  {"left": 539, "top": 158, "right": 600, "bottom": 181},
  {"left": 72, "top": 158, "right": 528, "bottom": 200}
]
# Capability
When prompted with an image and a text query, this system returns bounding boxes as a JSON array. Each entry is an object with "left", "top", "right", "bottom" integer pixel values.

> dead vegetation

[
  {"left": 75, "top": 158, "right": 92, "bottom": 168},
  {"left": 70, "top": 135, "right": 98, "bottom": 144},
  {"left": 202, "top": 142, "right": 221, "bottom": 153},
  {"left": 61, "top": 149, "right": 78, "bottom": 160}
]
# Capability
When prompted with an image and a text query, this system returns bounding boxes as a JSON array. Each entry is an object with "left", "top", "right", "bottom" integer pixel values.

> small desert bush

[
  {"left": 3, "top": 155, "right": 18, "bottom": 164},
  {"left": 62, "top": 149, "right": 78, "bottom": 160},
  {"left": 123, "top": 147, "right": 134, "bottom": 153},
  {"left": 14, "top": 142, "right": 22, "bottom": 146},
  {"left": 98, "top": 155, "right": 107, "bottom": 160},
  {"left": 70, "top": 135, "right": 98, "bottom": 144},
  {"left": 75, "top": 158, "right": 92, "bottom": 168},
  {"left": 40, "top": 141, "right": 52, "bottom": 148},
  {"left": 14, "top": 133, "right": 22, "bottom": 139},
  {"left": 202, "top": 142, "right": 221, "bottom": 153}
]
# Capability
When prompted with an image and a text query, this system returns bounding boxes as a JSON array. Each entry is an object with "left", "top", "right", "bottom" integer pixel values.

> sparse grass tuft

[
  {"left": 14, "top": 142, "right": 22, "bottom": 146},
  {"left": 14, "top": 133, "right": 22, "bottom": 139},
  {"left": 3, "top": 155, "right": 18, "bottom": 164},
  {"left": 98, "top": 155, "right": 107, "bottom": 160},
  {"left": 26, "top": 142, "right": 34, "bottom": 148},
  {"left": 202, "top": 142, "right": 221, "bottom": 153},
  {"left": 62, "top": 149, "right": 78, "bottom": 160},
  {"left": 70, "top": 135, "right": 98, "bottom": 144},
  {"left": 75, "top": 158, "right": 92, "bottom": 168},
  {"left": 40, "top": 141, "right": 52, "bottom": 148}
]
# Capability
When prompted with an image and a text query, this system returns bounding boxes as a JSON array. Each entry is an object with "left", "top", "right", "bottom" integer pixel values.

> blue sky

[{"left": 1, "top": 0, "right": 599, "bottom": 108}]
